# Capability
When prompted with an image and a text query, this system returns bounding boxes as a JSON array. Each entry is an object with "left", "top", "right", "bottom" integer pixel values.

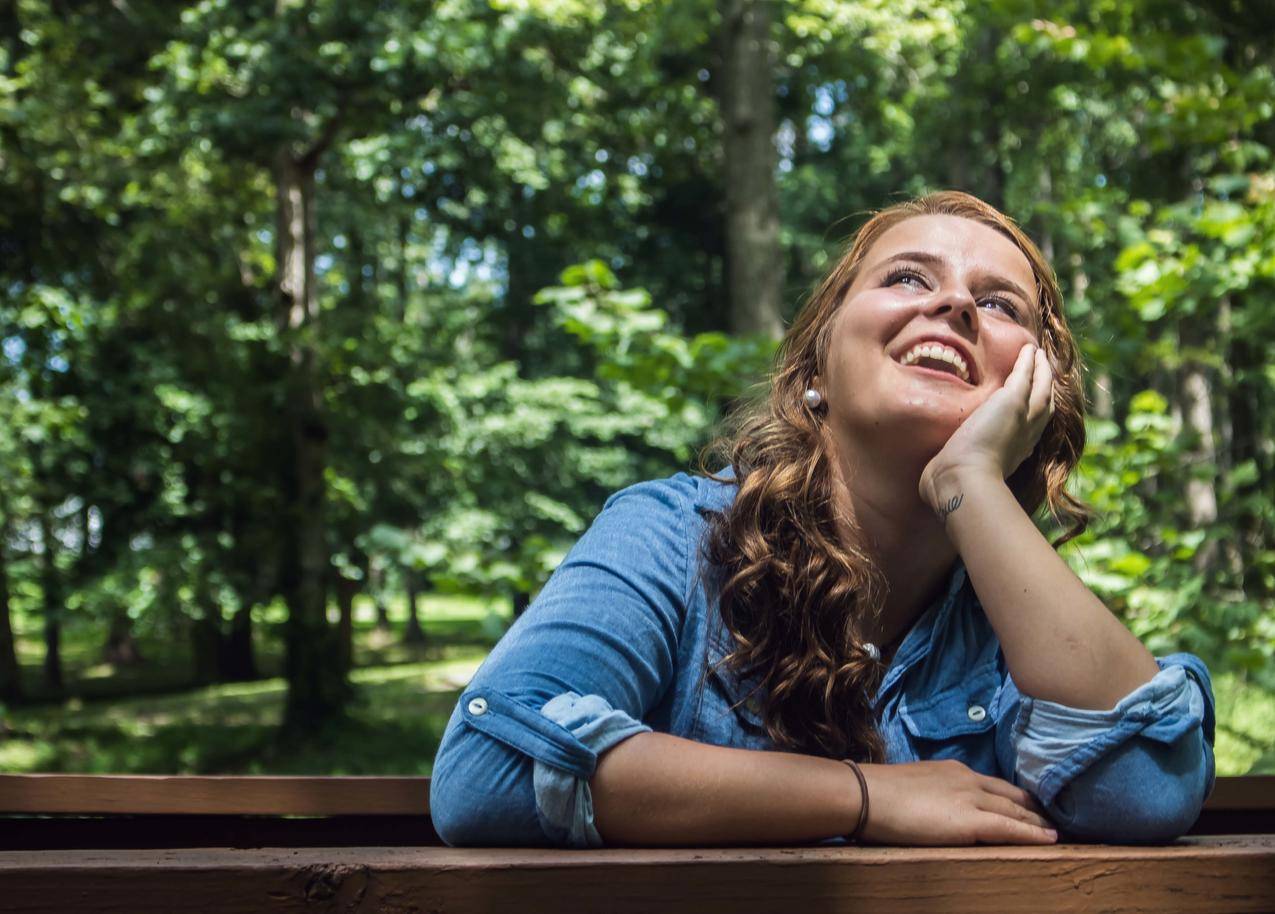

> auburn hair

[{"left": 694, "top": 190, "right": 1092, "bottom": 763}]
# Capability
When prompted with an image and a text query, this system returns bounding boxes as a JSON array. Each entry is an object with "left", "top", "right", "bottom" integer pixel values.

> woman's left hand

[{"left": 918, "top": 342, "right": 1054, "bottom": 514}]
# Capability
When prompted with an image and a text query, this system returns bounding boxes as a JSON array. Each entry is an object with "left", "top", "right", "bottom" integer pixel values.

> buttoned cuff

[
  {"left": 532, "top": 691, "right": 653, "bottom": 848},
  {"left": 1010, "top": 662, "right": 1206, "bottom": 808}
]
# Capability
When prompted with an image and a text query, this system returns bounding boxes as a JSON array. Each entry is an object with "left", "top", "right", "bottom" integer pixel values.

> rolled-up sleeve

[
  {"left": 429, "top": 478, "right": 691, "bottom": 848},
  {"left": 995, "top": 653, "right": 1216, "bottom": 843},
  {"left": 533, "top": 692, "right": 653, "bottom": 846}
]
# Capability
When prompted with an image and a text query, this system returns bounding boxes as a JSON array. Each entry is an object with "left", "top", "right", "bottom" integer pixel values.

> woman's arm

[
  {"left": 590, "top": 733, "right": 865, "bottom": 845},
  {"left": 592, "top": 733, "right": 1058, "bottom": 846},
  {"left": 933, "top": 468, "right": 1215, "bottom": 842},
  {"left": 430, "top": 477, "right": 694, "bottom": 847},
  {"left": 918, "top": 343, "right": 1161, "bottom": 708},
  {"left": 918, "top": 344, "right": 1214, "bottom": 841},
  {"left": 927, "top": 466, "right": 1160, "bottom": 709}
]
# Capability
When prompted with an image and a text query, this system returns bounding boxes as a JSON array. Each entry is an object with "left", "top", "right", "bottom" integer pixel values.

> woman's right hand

[{"left": 857, "top": 759, "right": 1059, "bottom": 845}]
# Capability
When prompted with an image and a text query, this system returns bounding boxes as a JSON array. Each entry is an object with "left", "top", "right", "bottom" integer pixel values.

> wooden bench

[{"left": 1, "top": 774, "right": 1272, "bottom": 912}]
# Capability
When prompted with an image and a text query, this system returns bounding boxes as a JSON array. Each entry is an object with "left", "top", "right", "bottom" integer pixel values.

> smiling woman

[{"left": 428, "top": 190, "right": 1216, "bottom": 850}]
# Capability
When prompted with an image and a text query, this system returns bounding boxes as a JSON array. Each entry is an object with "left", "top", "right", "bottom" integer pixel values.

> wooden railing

[{"left": 1, "top": 774, "right": 1272, "bottom": 912}]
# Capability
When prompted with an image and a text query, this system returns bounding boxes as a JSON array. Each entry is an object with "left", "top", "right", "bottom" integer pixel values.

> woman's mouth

[
  {"left": 897, "top": 361, "right": 976, "bottom": 386},
  {"left": 893, "top": 341, "right": 974, "bottom": 385}
]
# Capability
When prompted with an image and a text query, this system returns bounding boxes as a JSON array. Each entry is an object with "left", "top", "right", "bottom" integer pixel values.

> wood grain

[
  {"left": 1, "top": 836, "right": 1272, "bottom": 914},
  {"left": 0, "top": 774, "right": 429, "bottom": 815},
  {"left": 2, "top": 773, "right": 1271, "bottom": 817}
]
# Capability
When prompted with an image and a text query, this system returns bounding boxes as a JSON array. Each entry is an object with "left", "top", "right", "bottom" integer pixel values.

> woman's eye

[
  {"left": 980, "top": 296, "right": 1020, "bottom": 320},
  {"left": 885, "top": 268, "right": 927, "bottom": 290}
]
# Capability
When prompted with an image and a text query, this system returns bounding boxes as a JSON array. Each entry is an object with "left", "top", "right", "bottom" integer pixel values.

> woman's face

[{"left": 819, "top": 214, "right": 1043, "bottom": 459}]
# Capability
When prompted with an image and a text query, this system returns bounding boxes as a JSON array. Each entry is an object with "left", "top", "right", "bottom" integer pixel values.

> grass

[
  {"left": 2, "top": 592, "right": 1272, "bottom": 777},
  {"left": 0, "top": 651, "right": 490, "bottom": 775},
  {"left": 1, "top": 593, "right": 507, "bottom": 775},
  {"left": 8, "top": 591, "right": 507, "bottom": 703}
]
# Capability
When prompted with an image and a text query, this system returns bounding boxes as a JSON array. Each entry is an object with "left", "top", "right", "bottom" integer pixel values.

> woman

[{"left": 429, "top": 190, "right": 1216, "bottom": 848}]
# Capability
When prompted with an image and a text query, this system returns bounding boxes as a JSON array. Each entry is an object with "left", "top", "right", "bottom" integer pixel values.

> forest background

[{"left": 2, "top": 0, "right": 1273, "bottom": 778}]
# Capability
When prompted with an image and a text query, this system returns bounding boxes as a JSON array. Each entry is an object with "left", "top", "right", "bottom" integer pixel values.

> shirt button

[
  {"left": 967, "top": 704, "right": 987, "bottom": 722},
  {"left": 467, "top": 697, "right": 489, "bottom": 716}
]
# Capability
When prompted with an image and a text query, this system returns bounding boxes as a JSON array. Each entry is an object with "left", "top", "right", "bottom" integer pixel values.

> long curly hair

[{"left": 694, "top": 190, "right": 1092, "bottom": 764}]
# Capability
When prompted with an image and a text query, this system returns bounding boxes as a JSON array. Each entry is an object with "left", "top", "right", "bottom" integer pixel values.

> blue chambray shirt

[{"left": 429, "top": 467, "right": 1217, "bottom": 847}]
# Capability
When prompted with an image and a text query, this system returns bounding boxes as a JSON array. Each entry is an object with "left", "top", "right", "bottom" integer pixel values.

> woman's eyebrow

[
  {"left": 877, "top": 250, "right": 948, "bottom": 273},
  {"left": 877, "top": 250, "right": 1036, "bottom": 312}
]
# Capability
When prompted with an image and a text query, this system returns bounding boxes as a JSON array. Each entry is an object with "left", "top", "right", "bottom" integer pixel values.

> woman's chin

[{"left": 870, "top": 408, "right": 964, "bottom": 455}]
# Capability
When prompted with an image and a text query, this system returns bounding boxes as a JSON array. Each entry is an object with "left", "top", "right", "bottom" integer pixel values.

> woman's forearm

[
  {"left": 589, "top": 731, "right": 861, "bottom": 846},
  {"left": 930, "top": 466, "right": 1161, "bottom": 710}
]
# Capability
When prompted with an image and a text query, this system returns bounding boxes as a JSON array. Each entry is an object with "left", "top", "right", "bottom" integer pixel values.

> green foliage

[
  {"left": 2, "top": 0, "right": 1274, "bottom": 772},
  {"left": 362, "top": 259, "right": 772, "bottom": 601}
]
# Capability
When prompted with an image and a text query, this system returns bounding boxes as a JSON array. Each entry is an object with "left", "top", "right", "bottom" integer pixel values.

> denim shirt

[{"left": 429, "top": 468, "right": 1217, "bottom": 847}]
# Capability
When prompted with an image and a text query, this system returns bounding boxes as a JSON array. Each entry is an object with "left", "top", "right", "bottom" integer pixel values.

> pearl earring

[{"left": 803, "top": 388, "right": 823, "bottom": 409}]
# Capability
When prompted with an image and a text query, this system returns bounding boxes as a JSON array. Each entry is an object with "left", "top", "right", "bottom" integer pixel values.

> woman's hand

[
  {"left": 918, "top": 342, "right": 1054, "bottom": 515},
  {"left": 858, "top": 759, "right": 1059, "bottom": 845}
]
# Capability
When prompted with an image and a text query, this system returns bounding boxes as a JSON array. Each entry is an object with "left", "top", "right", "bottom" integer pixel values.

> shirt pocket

[{"left": 898, "top": 669, "right": 1001, "bottom": 769}]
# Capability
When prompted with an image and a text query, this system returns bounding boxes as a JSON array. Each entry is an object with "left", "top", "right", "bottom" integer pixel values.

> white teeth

[{"left": 898, "top": 342, "right": 971, "bottom": 383}]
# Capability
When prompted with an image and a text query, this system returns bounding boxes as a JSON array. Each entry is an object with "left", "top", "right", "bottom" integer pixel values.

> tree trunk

[
  {"left": 1070, "top": 261, "right": 1114, "bottom": 420},
  {"left": 719, "top": 0, "right": 783, "bottom": 338},
  {"left": 334, "top": 568, "right": 357, "bottom": 674},
  {"left": 191, "top": 569, "right": 224, "bottom": 686},
  {"left": 37, "top": 510, "right": 63, "bottom": 697},
  {"left": 403, "top": 570, "right": 426, "bottom": 646},
  {"left": 1177, "top": 324, "right": 1220, "bottom": 574},
  {"left": 983, "top": 124, "right": 1006, "bottom": 212},
  {"left": 1037, "top": 168, "right": 1055, "bottom": 264},
  {"left": 1222, "top": 295, "right": 1263, "bottom": 590},
  {"left": 222, "top": 599, "right": 258, "bottom": 681},
  {"left": 369, "top": 556, "right": 390, "bottom": 630},
  {"left": 1091, "top": 369, "right": 1115, "bottom": 422},
  {"left": 0, "top": 522, "right": 23, "bottom": 703},
  {"left": 102, "top": 607, "right": 143, "bottom": 666},
  {"left": 191, "top": 615, "right": 222, "bottom": 686},
  {"left": 347, "top": 224, "right": 368, "bottom": 311},
  {"left": 223, "top": 548, "right": 271, "bottom": 681},
  {"left": 396, "top": 209, "right": 411, "bottom": 325},
  {"left": 276, "top": 147, "right": 348, "bottom": 735}
]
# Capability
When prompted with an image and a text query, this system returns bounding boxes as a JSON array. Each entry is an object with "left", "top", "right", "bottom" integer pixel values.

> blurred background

[{"left": 0, "top": 0, "right": 1272, "bottom": 778}]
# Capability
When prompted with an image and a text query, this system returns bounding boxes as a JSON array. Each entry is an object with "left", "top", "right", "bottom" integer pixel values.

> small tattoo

[{"left": 937, "top": 493, "right": 964, "bottom": 523}]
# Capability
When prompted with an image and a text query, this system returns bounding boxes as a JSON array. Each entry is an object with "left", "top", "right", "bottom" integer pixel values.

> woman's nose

[{"left": 928, "top": 287, "right": 977, "bottom": 329}]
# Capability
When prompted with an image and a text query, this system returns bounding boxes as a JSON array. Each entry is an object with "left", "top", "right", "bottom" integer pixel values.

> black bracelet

[{"left": 840, "top": 758, "right": 869, "bottom": 843}]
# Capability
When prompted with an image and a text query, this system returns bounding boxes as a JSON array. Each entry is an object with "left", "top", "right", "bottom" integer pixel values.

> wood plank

[
  {"left": 0, "top": 774, "right": 429, "bottom": 816},
  {"left": 0, "top": 814, "right": 445, "bottom": 851},
  {"left": 1208, "top": 774, "right": 1275, "bottom": 810},
  {"left": 0, "top": 808, "right": 1264, "bottom": 851},
  {"left": 2, "top": 773, "right": 1271, "bottom": 817},
  {"left": 1, "top": 836, "right": 1272, "bottom": 914}
]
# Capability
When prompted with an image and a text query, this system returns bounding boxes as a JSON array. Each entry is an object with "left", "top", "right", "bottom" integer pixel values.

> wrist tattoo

[{"left": 937, "top": 493, "right": 964, "bottom": 523}]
